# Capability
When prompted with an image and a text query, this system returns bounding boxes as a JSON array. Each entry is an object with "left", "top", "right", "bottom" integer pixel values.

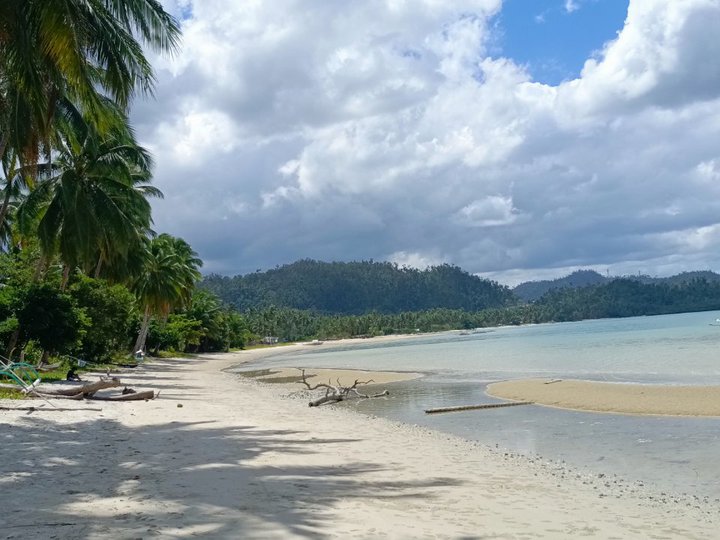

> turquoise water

[{"left": 240, "top": 311, "right": 720, "bottom": 498}]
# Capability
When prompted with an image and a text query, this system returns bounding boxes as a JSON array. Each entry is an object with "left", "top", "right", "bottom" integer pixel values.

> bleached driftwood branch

[
  {"left": 37, "top": 377, "right": 122, "bottom": 398},
  {"left": 33, "top": 378, "right": 155, "bottom": 401},
  {"left": 299, "top": 369, "right": 389, "bottom": 407}
]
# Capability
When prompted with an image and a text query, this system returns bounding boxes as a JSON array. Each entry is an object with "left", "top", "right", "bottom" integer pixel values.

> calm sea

[{"left": 238, "top": 310, "right": 720, "bottom": 498}]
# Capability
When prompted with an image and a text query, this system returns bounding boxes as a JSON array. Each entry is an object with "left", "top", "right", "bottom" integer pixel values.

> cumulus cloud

[{"left": 134, "top": 0, "right": 720, "bottom": 284}]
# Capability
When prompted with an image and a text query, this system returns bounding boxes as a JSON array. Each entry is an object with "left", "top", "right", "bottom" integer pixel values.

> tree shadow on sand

[{"left": 2, "top": 413, "right": 463, "bottom": 539}]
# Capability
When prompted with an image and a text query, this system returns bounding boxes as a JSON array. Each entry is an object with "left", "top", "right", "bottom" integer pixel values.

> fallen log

[
  {"left": 88, "top": 390, "right": 155, "bottom": 401},
  {"left": 39, "top": 378, "right": 121, "bottom": 397},
  {"left": 425, "top": 401, "right": 533, "bottom": 414},
  {"left": 34, "top": 392, "right": 85, "bottom": 400},
  {"left": 0, "top": 406, "right": 103, "bottom": 412},
  {"left": 0, "top": 382, "right": 25, "bottom": 391}
]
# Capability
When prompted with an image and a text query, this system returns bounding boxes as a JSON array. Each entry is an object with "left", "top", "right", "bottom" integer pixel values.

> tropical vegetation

[{"left": 0, "top": 1, "right": 247, "bottom": 373}]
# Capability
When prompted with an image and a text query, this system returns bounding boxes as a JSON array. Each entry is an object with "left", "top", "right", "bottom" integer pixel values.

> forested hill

[
  {"left": 534, "top": 277, "right": 720, "bottom": 321},
  {"left": 200, "top": 260, "right": 514, "bottom": 314},
  {"left": 513, "top": 269, "right": 720, "bottom": 302}
]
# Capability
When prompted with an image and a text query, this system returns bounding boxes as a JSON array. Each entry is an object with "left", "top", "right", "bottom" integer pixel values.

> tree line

[{"left": 207, "top": 269, "right": 720, "bottom": 343}]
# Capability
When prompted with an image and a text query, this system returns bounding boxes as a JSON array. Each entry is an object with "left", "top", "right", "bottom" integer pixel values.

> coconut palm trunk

[
  {"left": 133, "top": 306, "right": 152, "bottom": 353},
  {"left": 60, "top": 264, "right": 71, "bottom": 290},
  {"left": 0, "top": 180, "right": 13, "bottom": 231},
  {"left": 0, "top": 133, "right": 8, "bottom": 164},
  {"left": 5, "top": 329, "right": 19, "bottom": 358},
  {"left": 94, "top": 257, "right": 103, "bottom": 278}
]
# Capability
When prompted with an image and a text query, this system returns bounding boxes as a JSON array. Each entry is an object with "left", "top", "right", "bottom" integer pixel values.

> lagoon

[{"left": 240, "top": 310, "right": 720, "bottom": 499}]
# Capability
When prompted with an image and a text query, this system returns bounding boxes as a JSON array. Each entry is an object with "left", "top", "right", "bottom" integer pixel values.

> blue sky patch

[{"left": 492, "top": 0, "right": 629, "bottom": 85}]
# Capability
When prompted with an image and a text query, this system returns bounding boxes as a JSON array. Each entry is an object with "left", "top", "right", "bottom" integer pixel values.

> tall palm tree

[
  {"left": 132, "top": 234, "right": 202, "bottom": 353},
  {"left": 16, "top": 106, "right": 162, "bottom": 287},
  {"left": 0, "top": 0, "right": 180, "bottom": 225},
  {"left": 0, "top": 0, "right": 180, "bottom": 129}
]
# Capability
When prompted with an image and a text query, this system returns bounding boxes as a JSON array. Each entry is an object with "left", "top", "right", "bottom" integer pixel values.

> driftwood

[
  {"left": 88, "top": 390, "right": 155, "bottom": 401},
  {"left": 0, "top": 382, "right": 27, "bottom": 391},
  {"left": 299, "top": 369, "right": 389, "bottom": 407},
  {"left": 3, "top": 371, "right": 156, "bottom": 403},
  {"left": 425, "top": 401, "right": 533, "bottom": 414},
  {"left": 0, "top": 406, "right": 103, "bottom": 412},
  {"left": 38, "top": 378, "right": 121, "bottom": 397},
  {"left": 32, "top": 378, "right": 155, "bottom": 402}
]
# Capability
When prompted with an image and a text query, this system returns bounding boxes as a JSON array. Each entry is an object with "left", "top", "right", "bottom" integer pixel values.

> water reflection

[{"left": 347, "top": 378, "right": 720, "bottom": 499}]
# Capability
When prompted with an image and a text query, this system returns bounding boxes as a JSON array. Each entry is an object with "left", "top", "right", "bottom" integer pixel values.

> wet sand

[
  {"left": 237, "top": 366, "right": 422, "bottom": 386},
  {"left": 487, "top": 378, "right": 720, "bottom": 416}
]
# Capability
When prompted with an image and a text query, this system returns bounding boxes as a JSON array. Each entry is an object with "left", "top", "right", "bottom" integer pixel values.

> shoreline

[
  {"left": 235, "top": 366, "right": 423, "bottom": 387},
  {"left": 487, "top": 378, "right": 720, "bottom": 417},
  {"left": 2, "top": 348, "right": 718, "bottom": 538},
  {"left": 224, "top": 334, "right": 430, "bottom": 388}
]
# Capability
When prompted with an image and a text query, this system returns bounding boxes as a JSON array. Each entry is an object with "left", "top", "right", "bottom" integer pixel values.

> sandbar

[
  {"left": 487, "top": 378, "right": 720, "bottom": 416},
  {"left": 237, "top": 366, "right": 422, "bottom": 386}
]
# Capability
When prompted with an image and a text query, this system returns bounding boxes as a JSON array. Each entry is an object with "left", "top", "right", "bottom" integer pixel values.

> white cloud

[
  {"left": 564, "top": 0, "right": 580, "bottom": 14},
  {"left": 137, "top": 0, "right": 720, "bottom": 282},
  {"left": 455, "top": 195, "right": 519, "bottom": 227}
]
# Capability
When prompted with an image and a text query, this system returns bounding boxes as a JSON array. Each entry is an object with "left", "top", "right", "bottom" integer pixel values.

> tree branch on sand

[
  {"left": 298, "top": 369, "right": 389, "bottom": 407},
  {"left": 34, "top": 377, "right": 155, "bottom": 401}
]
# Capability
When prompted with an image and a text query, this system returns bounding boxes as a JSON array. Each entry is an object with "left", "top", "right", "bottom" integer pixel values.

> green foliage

[
  {"left": 0, "top": 387, "right": 24, "bottom": 399},
  {"left": 147, "top": 290, "right": 253, "bottom": 354},
  {"left": 201, "top": 260, "right": 515, "bottom": 315},
  {"left": 513, "top": 269, "right": 720, "bottom": 303},
  {"left": 13, "top": 98, "right": 162, "bottom": 283},
  {"left": 534, "top": 278, "right": 720, "bottom": 321},
  {"left": 16, "top": 283, "right": 86, "bottom": 354},
  {"left": 0, "top": 282, "right": 20, "bottom": 344},
  {"left": 236, "top": 276, "right": 720, "bottom": 342},
  {"left": 133, "top": 234, "right": 203, "bottom": 317},
  {"left": 146, "top": 314, "right": 203, "bottom": 354},
  {"left": 69, "top": 275, "right": 137, "bottom": 361},
  {"left": 0, "top": 0, "right": 198, "bottom": 363}
]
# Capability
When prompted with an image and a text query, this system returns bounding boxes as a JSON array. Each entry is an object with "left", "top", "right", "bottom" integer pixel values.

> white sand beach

[{"left": 2, "top": 346, "right": 718, "bottom": 539}]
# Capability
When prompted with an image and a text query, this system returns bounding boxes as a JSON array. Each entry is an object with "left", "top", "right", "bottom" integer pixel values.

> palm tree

[
  {"left": 132, "top": 234, "right": 202, "bottom": 353},
  {"left": 0, "top": 0, "right": 180, "bottom": 226},
  {"left": 16, "top": 106, "right": 162, "bottom": 287},
  {"left": 0, "top": 0, "right": 180, "bottom": 128}
]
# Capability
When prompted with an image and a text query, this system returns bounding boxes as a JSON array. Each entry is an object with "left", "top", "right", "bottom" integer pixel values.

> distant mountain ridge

[
  {"left": 200, "top": 259, "right": 720, "bottom": 317},
  {"left": 513, "top": 270, "right": 608, "bottom": 302},
  {"left": 513, "top": 269, "right": 720, "bottom": 302}
]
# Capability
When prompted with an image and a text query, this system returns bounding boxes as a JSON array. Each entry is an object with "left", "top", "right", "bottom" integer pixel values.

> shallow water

[{"left": 238, "top": 310, "right": 720, "bottom": 499}]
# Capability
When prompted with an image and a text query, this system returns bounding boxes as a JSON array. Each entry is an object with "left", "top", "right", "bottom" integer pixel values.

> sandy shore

[
  {"left": 488, "top": 378, "right": 720, "bottom": 417},
  {"left": 237, "top": 366, "right": 422, "bottom": 386},
  {"left": 2, "top": 347, "right": 718, "bottom": 539}
]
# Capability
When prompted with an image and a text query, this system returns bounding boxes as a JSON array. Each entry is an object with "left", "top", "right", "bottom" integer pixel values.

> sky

[{"left": 132, "top": 0, "right": 720, "bottom": 286}]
